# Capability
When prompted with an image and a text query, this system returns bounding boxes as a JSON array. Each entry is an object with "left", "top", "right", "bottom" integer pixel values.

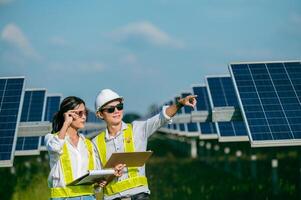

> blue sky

[{"left": 1, "top": 0, "right": 301, "bottom": 115}]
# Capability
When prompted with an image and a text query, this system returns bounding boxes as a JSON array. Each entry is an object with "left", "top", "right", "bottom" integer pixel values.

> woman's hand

[
  {"left": 63, "top": 111, "right": 77, "bottom": 126},
  {"left": 178, "top": 95, "right": 197, "bottom": 108},
  {"left": 58, "top": 111, "right": 78, "bottom": 139},
  {"left": 114, "top": 164, "right": 126, "bottom": 177}
]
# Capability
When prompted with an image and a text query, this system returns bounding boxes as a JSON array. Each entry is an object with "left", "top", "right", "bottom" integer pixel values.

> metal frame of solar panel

[
  {"left": 15, "top": 88, "right": 47, "bottom": 156},
  {"left": 206, "top": 75, "right": 249, "bottom": 142},
  {"left": 40, "top": 94, "right": 62, "bottom": 151},
  {"left": 191, "top": 84, "right": 218, "bottom": 139},
  {"left": 229, "top": 60, "right": 301, "bottom": 147},
  {"left": 0, "top": 76, "right": 25, "bottom": 167}
]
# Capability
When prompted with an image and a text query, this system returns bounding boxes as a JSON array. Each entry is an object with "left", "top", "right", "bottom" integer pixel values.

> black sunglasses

[{"left": 101, "top": 103, "right": 124, "bottom": 113}]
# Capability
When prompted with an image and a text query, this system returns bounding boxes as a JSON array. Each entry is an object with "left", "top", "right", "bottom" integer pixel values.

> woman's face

[
  {"left": 98, "top": 100, "right": 123, "bottom": 125},
  {"left": 70, "top": 103, "right": 87, "bottom": 129}
]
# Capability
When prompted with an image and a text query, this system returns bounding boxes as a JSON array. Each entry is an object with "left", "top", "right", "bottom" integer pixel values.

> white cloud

[
  {"left": 0, "top": 0, "right": 13, "bottom": 5},
  {"left": 49, "top": 36, "right": 68, "bottom": 47},
  {"left": 111, "top": 21, "right": 184, "bottom": 48},
  {"left": 1, "top": 23, "right": 41, "bottom": 60}
]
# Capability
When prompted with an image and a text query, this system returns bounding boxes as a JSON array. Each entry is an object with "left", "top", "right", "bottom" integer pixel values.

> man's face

[{"left": 98, "top": 100, "right": 124, "bottom": 125}]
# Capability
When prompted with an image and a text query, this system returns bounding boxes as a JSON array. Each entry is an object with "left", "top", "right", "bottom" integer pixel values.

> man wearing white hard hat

[{"left": 92, "top": 89, "right": 196, "bottom": 200}]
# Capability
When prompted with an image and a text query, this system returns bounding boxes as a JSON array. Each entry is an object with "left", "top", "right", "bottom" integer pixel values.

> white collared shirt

[
  {"left": 45, "top": 133, "right": 93, "bottom": 188},
  {"left": 92, "top": 106, "right": 172, "bottom": 200}
]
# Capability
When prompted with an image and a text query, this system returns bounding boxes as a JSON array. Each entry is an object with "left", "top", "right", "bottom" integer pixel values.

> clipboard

[
  {"left": 67, "top": 169, "right": 115, "bottom": 186},
  {"left": 104, "top": 151, "right": 153, "bottom": 168}
]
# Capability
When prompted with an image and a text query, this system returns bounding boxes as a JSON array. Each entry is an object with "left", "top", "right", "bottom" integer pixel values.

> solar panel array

[
  {"left": 2, "top": 60, "right": 301, "bottom": 167},
  {"left": 206, "top": 76, "right": 248, "bottom": 142},
  {"left": 0, "top": 77, "right": 25, "bottom": 167},
  {"left": 229, "top": 61, "right": 301, "bottom": 147},
  {"left": 16, "top": 89, "right": 46, "bottom": 155}
]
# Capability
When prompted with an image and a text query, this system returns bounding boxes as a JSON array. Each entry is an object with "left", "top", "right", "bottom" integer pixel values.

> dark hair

[{"left": 52, "top": 96, "right": 86, "bottom": 133}]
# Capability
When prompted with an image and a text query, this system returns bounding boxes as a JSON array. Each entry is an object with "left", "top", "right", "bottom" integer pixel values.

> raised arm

[{"left": 165, "top": 95, "right": 197, "bottom": 117}]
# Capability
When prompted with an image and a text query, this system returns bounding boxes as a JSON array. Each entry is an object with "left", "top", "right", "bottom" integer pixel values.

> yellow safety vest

[
  {"left": 95, "top": 124, "right": 148, "bottom": 196},
  {"left": 50, "top": 137, "right": 95, "bottom": 198}
]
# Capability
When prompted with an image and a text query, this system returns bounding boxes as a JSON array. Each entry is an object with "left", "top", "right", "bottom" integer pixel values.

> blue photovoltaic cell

[
  {"left": 21, "top": 90, "right": 46, "bottom": 122},
  {"left": 16, "top": 136, "right": 40, "bottom": 151},
  {"left": 0, "top": 77, "right": 24, "bottom": 166},
  {"left": 181, "top": 92, "right": 198, "bottom": 133},
  {"left": 192, "top": 86, "right": 217, "bottom": 135},
  {"left": 44, "top": 96, "right": 61, "bottom": 122},
  {"left": 207, "top": 77, "right": 239, "bottom": 107},
  {"left": 229, "top": 61, "right": 301, "bottom": 146},
  {"left": 16, "top": 89, "right": 46, "bottom": 152},
  {"left": 206, "top": 76, "right": 248, "bottom": 138}
]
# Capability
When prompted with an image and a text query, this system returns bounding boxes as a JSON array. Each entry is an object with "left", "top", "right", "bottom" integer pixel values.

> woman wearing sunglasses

[
  {"left": 45, "top": 96, "right": 124, "bottom": 200},
  {"left": 92, "top": 89, "right": 197, "bottom": 200}
]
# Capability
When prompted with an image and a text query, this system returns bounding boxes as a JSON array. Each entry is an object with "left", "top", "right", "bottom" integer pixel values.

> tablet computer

[
  {"left": 67, "top": 169, "right": 115, "bottom": 186},
  {"left": 104, "top": 151, "right": 153, "bottom": 168}
]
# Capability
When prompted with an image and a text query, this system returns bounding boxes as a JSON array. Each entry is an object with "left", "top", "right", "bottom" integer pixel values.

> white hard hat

[{"left": 95, "top": 89, "right": 123, "bottom": 111}]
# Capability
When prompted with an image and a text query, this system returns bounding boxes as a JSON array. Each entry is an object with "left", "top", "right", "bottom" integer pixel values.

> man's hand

[
  {"left": 114, "top": 164, "right": 126, "bottom": 177},
  {"left": 178, "top": 95, "right": 197, "bottom": 108}
]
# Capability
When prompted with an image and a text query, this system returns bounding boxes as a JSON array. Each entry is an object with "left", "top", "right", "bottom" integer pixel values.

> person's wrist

[
  {"left": 63, "top": 121, "right": 71, "bottom": 128},
  {"left": 176, "top": 100, "right": 184, "bottom": 109}
]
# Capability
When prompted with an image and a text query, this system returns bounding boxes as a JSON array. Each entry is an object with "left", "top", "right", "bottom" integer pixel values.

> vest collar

[{"left": 105, "top": 121, "right": 128, "bottom": 141}]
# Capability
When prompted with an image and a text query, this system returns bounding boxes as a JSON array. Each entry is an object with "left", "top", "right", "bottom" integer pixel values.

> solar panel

[
  {"left": 0, "top": 77, "right": 25, "bottom": 167},
  {"left": 15, "top": 136, "right": 41, "bottom": 156},
  {"left": 40, "top": 94, "right": 62, "bottom": 150},
  {"left": 15, "top": 89, "right": 46, "bottom": 155},
  {"left": 229, "top": 61, "right": 301, "bottom": 147},
  {"left": 44, "top": 94, "right": 62, "bottom": 122},
  {"left": 206, "top": 75, "right": 249, "bottom": 142},
  {"left": 192, "top": 85, "right": 218, "bottom": 139}
]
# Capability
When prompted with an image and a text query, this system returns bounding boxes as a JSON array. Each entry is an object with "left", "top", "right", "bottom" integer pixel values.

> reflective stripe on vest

[
  {"left": 96, "top": 124, "right": 148, "bottom": 196},
  {"left": 50, "top": 137, "right": 95, "bottom": 198}
]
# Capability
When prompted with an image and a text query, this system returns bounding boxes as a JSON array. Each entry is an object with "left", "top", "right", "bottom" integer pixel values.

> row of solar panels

[
  {"left": 159, "top": 60, "right": 301, "bottom": 148},
  {"left": 0, "top": 76, "right": 100, "bottom": 167}
]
